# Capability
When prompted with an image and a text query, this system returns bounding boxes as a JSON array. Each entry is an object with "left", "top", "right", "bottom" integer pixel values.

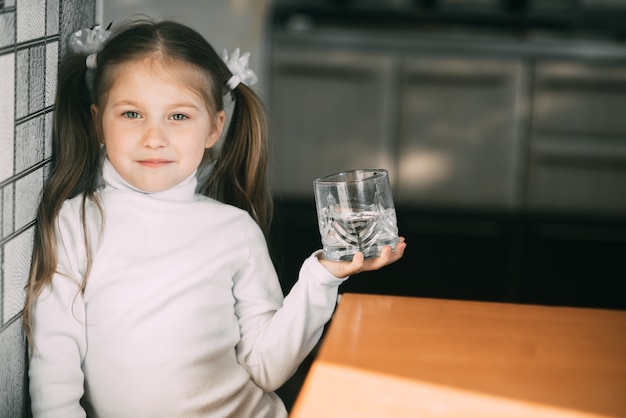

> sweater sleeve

[
  {"left": 233, "top": 219, "right": 346, "bottom": 391},
  {"left": 29, "top": 204, "right": 90, "bottom": 418}
]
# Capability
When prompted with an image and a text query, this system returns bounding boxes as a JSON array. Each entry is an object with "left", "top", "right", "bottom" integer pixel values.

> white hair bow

[
  {"left": 221, "top": 48, "right": 258, "bottom": 91},
  {"left": 69, "top": 24, "right": 112, "bottom": 69}
]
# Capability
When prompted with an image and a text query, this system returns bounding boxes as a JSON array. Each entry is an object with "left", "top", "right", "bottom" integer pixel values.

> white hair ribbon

[
  {"left": 221, "top": 48, "right": 258, "bottom": 91},
  {"left": 69, "top": 25, "right": 112, "bottom": 57}
]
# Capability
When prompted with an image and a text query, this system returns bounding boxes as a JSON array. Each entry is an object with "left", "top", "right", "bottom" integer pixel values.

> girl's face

[{"left": 93, "top": 57, "right": 225, "bottom": 193}]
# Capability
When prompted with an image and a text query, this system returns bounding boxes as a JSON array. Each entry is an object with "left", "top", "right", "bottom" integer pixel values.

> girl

[{"left": 23, "top": 17, "right": 406, "bottom": 418}]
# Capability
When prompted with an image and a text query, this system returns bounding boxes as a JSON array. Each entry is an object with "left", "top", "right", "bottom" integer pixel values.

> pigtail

[
  {"left": 23, "top": 54, "right": 102, "bottom": 348},
  {"left": 200, "top": 84, "right": 273, "bottom": 237},
  {"left": 51, "top": 54, "right": 101, "bottom": 199}
]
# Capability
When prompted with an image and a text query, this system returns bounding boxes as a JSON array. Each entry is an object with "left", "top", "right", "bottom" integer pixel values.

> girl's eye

[
  {"left": 122, "top": 111, "right": 141, "bottom": 119},
  {"left": 170, "top": 113, "right": 188, "bottom": 121}
]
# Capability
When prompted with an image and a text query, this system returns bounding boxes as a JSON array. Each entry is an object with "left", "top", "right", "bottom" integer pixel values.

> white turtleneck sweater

[{"left": 29, "top": 159, "right": 346, "bottom": 418}]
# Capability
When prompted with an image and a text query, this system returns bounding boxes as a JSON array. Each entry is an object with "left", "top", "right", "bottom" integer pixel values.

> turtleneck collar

[{"left": 101, "top": 157, "right": 198, "bottom": 202}]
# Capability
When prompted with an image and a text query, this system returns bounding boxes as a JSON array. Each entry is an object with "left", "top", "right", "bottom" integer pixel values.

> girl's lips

[{"left": 137, "top": 159, "right": 173, "bottom": 168}]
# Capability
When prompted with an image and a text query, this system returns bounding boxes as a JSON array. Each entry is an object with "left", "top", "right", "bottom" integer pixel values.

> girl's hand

[{"left": 318, "top": 237, "right": 407, "bottom": 278}]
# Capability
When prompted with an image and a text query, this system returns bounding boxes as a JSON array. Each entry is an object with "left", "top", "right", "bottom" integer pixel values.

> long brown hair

[{"left": 24, "top": 17, "right": 272, "bottom": 346}]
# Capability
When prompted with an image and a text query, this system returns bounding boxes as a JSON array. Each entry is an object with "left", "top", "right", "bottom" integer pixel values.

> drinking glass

[{"left": 314, "top": 169, "right": 399, "bottom": 261}]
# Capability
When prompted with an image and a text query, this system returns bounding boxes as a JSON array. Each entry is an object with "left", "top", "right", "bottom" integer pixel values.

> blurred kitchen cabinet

[
  {"left": 269, "top": 49, "right": 395, "bottom": 197},
  {"left": 532, "top": 61, "right": 626, "bottom": 135},
  {"left": 396, "top": 56, "right": 525, "bottom": 210},
  {"left": 268, "top": 40, "right": 626, "bottom": 215},
  {"left": 526, "top": 60, "right": 626, "bottom": 214}
]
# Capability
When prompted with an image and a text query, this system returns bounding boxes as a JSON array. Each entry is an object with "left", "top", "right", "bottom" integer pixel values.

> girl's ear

[{"left": 206, "top": 110, "right": 226, "bottom": 149}]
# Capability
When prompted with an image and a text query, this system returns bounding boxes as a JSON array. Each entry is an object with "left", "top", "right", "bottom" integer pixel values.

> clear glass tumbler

[{"left": 314, "top": 169, "right": 399, "bottom": 261}]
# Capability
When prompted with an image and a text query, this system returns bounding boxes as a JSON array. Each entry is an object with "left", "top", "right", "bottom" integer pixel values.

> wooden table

[{"left": 290, "top": 293, "right": 626, "bottom": 418}]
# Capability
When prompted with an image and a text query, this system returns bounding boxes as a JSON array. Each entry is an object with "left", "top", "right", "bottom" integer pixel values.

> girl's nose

[{"left": 142, "top": 121, "right": 168, "bottom": 149}]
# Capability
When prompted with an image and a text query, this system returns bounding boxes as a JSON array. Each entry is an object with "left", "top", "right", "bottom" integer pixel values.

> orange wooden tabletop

[{"left": 290, "top": 293, "right": 626, "bottom": 418}]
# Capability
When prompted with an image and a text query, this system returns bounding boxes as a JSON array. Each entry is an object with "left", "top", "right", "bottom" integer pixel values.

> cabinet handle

[
  {"left": 538, "top": 78, "right": 626, "bottom": 93},
  {"left": 275, "top": 64, "right": 375, "bottom": 81},
  {"left": 403, "top": 72, "right": 507, "bottom": 87},
  {"left": 534, "top": 148, "right": 626, "bottom": 170}
]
